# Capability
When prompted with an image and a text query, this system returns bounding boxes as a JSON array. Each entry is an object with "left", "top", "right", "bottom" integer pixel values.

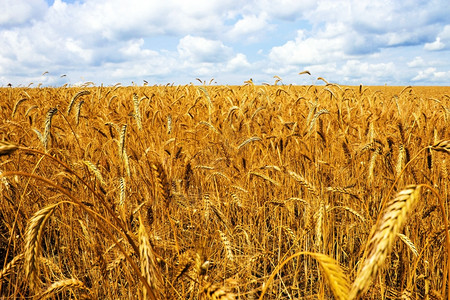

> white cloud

[
  {"left": 412, "top": 67, "right": 450, "bottom": 82},
  {"left": 227, "top": 13, "right": 272, "bottom": 42},
  {"left": 407, "top": 56, "right": 426, "bottom": 67},
  {"left": 412, "top": 67, "right": 436, "bottom": 81},
  {"left": 439, "top": 25, "right": 450, "bottom": 40},
  {"left": 1, "top": 0, "right": 450, "bottom": 86},
  {"left": 177, "top": 35, "right": 233, "bottom": 63},
  {"left": 253, "top": 0, "right": 316, "bottom": 20},
  {"left": 339, "top": 60, "right": 396, "bottom": 82},
  {"left": 0, "top": 0, "right": 47, "bottom": 27},
  {"left": 74, "top": 0, "right": 238, "bottom": 40},
  {"left": 226, "top": 53, "right": 251, "bottom": 72},
  {"left": 119, "top": 39, "right": 159, "bottom": 59},
  {"left": 424, "top": 37, "right": 445, "bottom": 51},
  {"left": 268, "top": 29, "right": 346, "bottom": 66}
]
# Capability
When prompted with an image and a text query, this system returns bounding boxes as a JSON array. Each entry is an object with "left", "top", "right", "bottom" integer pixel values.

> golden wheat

[{"left": 0, "top": 84, "right": 448, "bottom": 299}]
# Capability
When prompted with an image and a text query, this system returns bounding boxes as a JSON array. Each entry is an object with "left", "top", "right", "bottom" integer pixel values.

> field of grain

[{"left": 0, "top": 83, "right": 448, "bottom": 299}]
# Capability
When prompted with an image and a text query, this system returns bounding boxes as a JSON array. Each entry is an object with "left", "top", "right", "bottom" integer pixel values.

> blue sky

[{"left": 1, "top": 0, "right": 450, "bottom": 86}]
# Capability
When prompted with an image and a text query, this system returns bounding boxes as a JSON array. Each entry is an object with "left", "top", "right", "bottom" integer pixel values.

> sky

[{"left": 1, "top": 0, "right": 450, "bottom": 86}]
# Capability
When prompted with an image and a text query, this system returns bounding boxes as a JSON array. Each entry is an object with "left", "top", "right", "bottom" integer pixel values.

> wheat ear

[
  {"left": 133, "top": 93, "right": 143, "bottom": 130},
  {"left": 237, "top": 136, "right": 261, "bottom": 150},
  {"left": 218, "top": 230, "right": 234, "bottom": 262},
  {"left": 35, "top": 278, "right": 88, "bottom": 300},
  {"left": 67, "top": 90, "right": 90, "bottom": 114},
  {"left": 259, "top": 251, "right": 350, "bottom": 300},
  {"left": 82, "top": 160, "right": 105, "bottom": 186},
  {"left": 138, "top": 215, "right": 160, "bottom": 300},
  {"left": 151, "top": 161, "right": 171, "bottom": 205},
  {"left": 24, "top": 203, "right": 60, "bottom": 292},
  {"left": 0, "top": 253, "right": 24, "bottom": 283},
  {"left": 75, "top": 99, "right": 84, "bottom": 125},
  {"left": 0, "top": 141, "right": 18, "bottom": 156},
  {"left": 203, "top": 282, "right": 236, "bottom": 300},
  {"left": 431, "top": 140, "right": 450, "bottom": 154},
  {"left": 349, "top": 185, "right": 421, "bottom": 299},
  {"left": 11, "top": 97, "right": 28, "bottom": 118},
  {"left": 43, "top": 107, "right": 57, "bottom": 150},
  {"left": 288, "top": 170, "right": 318, "bottom": 197}
]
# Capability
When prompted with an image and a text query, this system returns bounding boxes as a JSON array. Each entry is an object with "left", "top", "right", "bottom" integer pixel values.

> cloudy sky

[{"left": 1, "top": 0, "right": 450, "bottom": 86}]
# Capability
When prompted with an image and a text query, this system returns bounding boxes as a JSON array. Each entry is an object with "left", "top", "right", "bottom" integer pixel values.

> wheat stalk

[{"left": 198, "top": 87, "right": 213, "bottom": 122}]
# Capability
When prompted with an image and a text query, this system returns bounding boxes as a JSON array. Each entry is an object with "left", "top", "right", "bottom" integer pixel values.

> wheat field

[{"left": 0, "top": 82, "right": 448, "bottom": 299}]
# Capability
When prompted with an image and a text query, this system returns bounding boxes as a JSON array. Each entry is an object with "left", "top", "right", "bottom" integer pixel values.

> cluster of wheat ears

[{"left": 0, "top": 81, "right": 448, "bottom": 299}]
